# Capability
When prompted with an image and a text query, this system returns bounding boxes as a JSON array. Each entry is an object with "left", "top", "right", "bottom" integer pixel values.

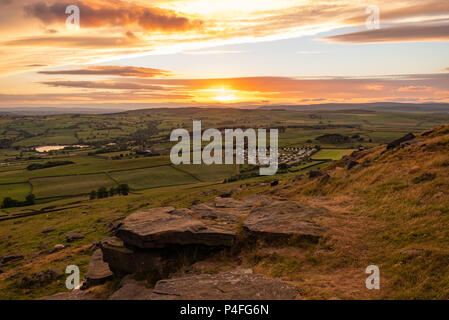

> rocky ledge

[{"left": 44, "top": 195, "right": 326, "bottom": 300}]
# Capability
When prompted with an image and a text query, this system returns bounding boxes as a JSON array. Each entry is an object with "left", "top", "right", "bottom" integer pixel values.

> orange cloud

[
  {"left": 39, "top": 66, "right": 170, "bottom": 77},
  {"left": 24, "top": 0, "right": 203, "bottom": 32}
]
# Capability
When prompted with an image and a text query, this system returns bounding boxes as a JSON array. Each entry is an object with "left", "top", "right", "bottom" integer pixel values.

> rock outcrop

[
  {"left": 115, "top": 207, "right": 236, "bottom": 248},
  {"left": 243, "top": 200, "right": 327, "bottom": 243},
  {"left": 47, "top": 195, "right": 328, "bottom": 299},
  {"left": 84, "top": 249, "right": 113, "bottom": 287},
  {"left": 108, "top": 276, "right": 153, "bottom": 300},
  {"left": 149, "top": 269, "right": 299, "bottom": 300}
]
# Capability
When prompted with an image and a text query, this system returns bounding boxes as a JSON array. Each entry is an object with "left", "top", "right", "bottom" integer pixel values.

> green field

[
  {"left": 0, "top": 183, "right": 31, "bottom": 201},
  {"left": 177, "top": 164, "right": 237, "bottom": 182},
  {"left": 312, "top": 149, "right": 356, "bottom": 160},
  {"left": 0, "top": 155, "right": 171, "bottom": 184},
  {"left": 31, "top": 173, "right": 117, "bottom": 198},
  {"left": 110, "top": 165, "right": 198, "bottom": 190},
  {"left": 13, "top": 135, "right": 79, "bottom": 147}
]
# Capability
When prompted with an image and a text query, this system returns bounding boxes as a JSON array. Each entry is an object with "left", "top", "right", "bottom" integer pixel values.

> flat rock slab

[
  {"left": 150, "top": 270, "right": 298, "bottom": 300},
  {"left": 85, "top": 249, "right": 113, "bottom": 286},
  {"left": 243, "top": 200, "right": 327, "bottom": 242},
  {"left": 116, "top": 207, "right": 236, "bottom": 248},
  {"left": 108, "top": 277, "right": 153, "bottom": 300},
  {"left": 189, "top": 195, "right": 273, "bottom": 224},
  {"left": 189, "top": 203, "right": 243, "bottom": 224}
]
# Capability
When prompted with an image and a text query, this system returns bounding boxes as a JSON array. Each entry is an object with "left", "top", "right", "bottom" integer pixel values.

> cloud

[
  {"left": 24, "top": 0, "right": 202, "bottom": 32},
  {"left": 323, "top": 22, "right": 449, "bottom": 43},
  {"left": 344, "top": 1, "right": 449, "bottom": 24},
  {"left": 39, "top": 66, "right": 170, "bottom": 77},
  {"left": 41, "top": 80, "right": 165, "bottom": 91},
  {"left": 8, "top": 73, "right": 449, "bottom": 104},
  {"left": 0, "top": 92, "right": 192, "bottom": 103},
  {"left": 4, "top": 36, "right": 143, "bottom": 48},
  {"left": 397, "top": 85, "right": 432, "bottom": 92}
]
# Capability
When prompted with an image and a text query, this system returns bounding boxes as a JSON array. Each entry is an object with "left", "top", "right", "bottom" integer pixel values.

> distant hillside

[{"left": 260, "top": 102, "right": 449, "bottom": 113}]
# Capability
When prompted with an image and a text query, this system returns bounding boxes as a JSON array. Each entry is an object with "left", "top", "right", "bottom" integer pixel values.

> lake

[{"left": 35, "top": 145, "right": 88, "bottom": 153}]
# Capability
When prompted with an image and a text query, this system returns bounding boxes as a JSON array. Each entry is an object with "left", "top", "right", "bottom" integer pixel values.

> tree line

[
  {"left": 2, "top": 194, "right": 35, "bottom": 208},
  {"left": 90, "top": 184, "right": 130, "bottom": 200}
]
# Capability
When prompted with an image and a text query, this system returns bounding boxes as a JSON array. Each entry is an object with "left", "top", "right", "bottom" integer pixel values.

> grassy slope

[{"left": 268, "top": 124, "right": 449, "bottom": 299}]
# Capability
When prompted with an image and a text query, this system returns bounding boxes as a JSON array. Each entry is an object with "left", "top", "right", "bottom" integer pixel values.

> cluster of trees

[
  {"left": 2, "top": 194, "right": 35, "bottom": 208},
  {"left": 89, "top": 184, "right": 130, "bottom": 200},
  {"left": 27, "top": 160, "right": 74, "bottom": 171}
]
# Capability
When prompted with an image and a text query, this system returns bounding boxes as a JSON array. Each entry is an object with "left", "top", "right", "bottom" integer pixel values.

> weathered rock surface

[
  {"left": 115, "top": 207, "right": 236, "bottom": 248},
  {"left": 84, "top": 249, "right": 113, "bottom": 287},
  {"left": 108, "top": 277, "right": 153, "bottom": 300},
  {"left": 66, "top": 233, "right": 84, "bottom": 242},
  {"left": 243, "top": 200, "right": 327, "bottom": 242},
  {"left": 149, "top": 270, "right": 299, "bottom": 300},
  {"left": 189, "top": 203, "right": 243, "bottom": 223},
  {"left": 189, "top": 196, "right": 271, "bottom": 224},
  {"left": 101, "top": 237, "right": 171, "bottom": 274},
  {"left": 41, "top": 290, "right": 95, "bottom": 300}
]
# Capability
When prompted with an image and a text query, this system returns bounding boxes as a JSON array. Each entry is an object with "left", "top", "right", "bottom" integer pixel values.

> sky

[{"left": 0, "top": 0, "right": 448, "bottom": 108}]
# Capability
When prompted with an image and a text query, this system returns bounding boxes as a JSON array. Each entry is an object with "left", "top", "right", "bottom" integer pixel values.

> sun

[
  {"left": 212, "top": 93, "right": 238, "bottom": 102},
  {"left": 198, "top": 87, "right": 241, "bottom": 102}
]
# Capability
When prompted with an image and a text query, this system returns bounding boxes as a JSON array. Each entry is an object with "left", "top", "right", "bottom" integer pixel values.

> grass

[
  {"left": 177, "top": 164, "right": 237, "bottom": 182},
  {"left": 109, "top": 165, "right": 198, "bottom": 190},
  {"left": 31, "top": 173, "right": 117, "bottom": 198},
  {"left": 312, "top": 149, "right": 356, "bottom": 160},
  {"left": 0, "top": 183, "right": 31, "bottom": 201},
  {"left": 13, "top": 135, "right": 78, "bottom": 147}
]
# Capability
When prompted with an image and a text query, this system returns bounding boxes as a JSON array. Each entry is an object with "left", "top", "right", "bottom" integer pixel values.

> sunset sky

[{"left": 0, "top": 0, "right": 448, "bottom": 108}]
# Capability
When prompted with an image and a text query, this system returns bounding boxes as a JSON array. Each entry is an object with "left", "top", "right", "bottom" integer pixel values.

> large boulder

[
  {"left": 115, "top": 207, "right": 236, "bottom": 249},
  {"left": 243, "top": 200, "right": 327, "bottom": 243},
  {"left": 149, "top": 269, "right": 298, "bottom": 300},
  {"left": 84, "top": 249, "right": 113, "bottom": 287},
  {"left": 101, "top": 237, "right": 170, "bottom": 275}
]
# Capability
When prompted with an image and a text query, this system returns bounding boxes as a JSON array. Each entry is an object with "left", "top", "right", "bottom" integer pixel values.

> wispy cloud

[
  {"left": 182, "top": 50, "right": 245, "bottom": 55},
  {"left": 323, "top": 22, "right": 449, "bottom": 43},
  {"left": 39, "top": 66, "right": 170, "bottom": 77}
]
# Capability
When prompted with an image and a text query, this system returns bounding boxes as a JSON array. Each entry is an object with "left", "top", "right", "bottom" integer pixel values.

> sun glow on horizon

[{"left": 197, "top": 87, "right": 243, "bottom": 102}]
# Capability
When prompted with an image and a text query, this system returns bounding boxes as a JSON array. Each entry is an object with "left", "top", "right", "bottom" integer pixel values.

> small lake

[{"left": 35, "top": 145, "right": 88, "bottom": 153}]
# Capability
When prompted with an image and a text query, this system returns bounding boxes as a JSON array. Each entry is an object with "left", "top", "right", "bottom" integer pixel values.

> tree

[
  {"left": 109, "top": 187, "right": 116, "bottom": 197},
  {"left": 2, "top": 197, "right": 16, "bottom": 208},
  {"left": 89, "top": 190, "right": 97, "bottom": 200},
  {"left": 25, "top": 194, "right": 35, "bottom": 206},
  {"left": 118, "top": 184, "right": 130, "bottom": 196},
  {"left": 97, "top": 187, "right": 108, "bottom": 198}
]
